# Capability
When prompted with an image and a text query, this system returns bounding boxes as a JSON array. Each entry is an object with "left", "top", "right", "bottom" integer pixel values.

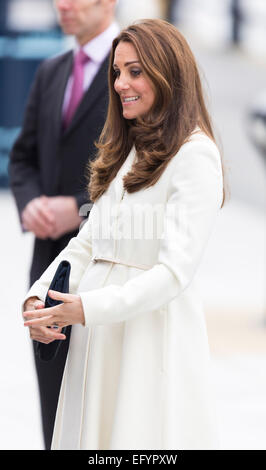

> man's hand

[
  {"left": 22, "top": 196, "right": 55, "bottom": 239},
  {"left": 45, "top": 196, "right": 82, "bottom": 240},
  {"left": 22, "top": 195, "right": 82, "bottom": 240},
  {"left": 23, "top": 296, "right": 66, "bottom": 344}
]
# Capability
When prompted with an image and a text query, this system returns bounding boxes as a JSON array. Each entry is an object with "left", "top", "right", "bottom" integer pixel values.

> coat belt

[{"left": 91, "top": 255, "right": 152, "bottom": 271}]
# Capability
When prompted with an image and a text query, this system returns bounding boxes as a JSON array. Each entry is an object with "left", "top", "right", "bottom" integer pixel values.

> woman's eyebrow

[{"left": 113, "top": 60, "right": 140, "bottom": 68}]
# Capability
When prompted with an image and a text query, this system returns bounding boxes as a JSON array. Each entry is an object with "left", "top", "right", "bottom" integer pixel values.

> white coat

[{"left": 24, "top": 130, "right": 224, "bottom": 450}]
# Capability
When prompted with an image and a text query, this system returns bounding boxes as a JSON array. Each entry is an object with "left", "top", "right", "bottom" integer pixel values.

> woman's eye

[
  {"left": 113, "top": 69, "right": 141, "bottom": 79},
  {"left": 131, "top": 69, "right": 141, "bottom": 77}
]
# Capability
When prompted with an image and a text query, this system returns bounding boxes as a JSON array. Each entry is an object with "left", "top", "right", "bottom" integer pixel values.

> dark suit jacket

[{"left": 9, "top": 50, "right": 110, "bottom": 284}]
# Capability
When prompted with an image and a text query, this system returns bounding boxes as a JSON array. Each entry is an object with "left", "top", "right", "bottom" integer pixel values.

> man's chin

[
  {"left": 61, "top": 27, "right": 75, "bottom": 35},
  {"left": 59, "top": 22, "right": 76, "bottom": 35}
]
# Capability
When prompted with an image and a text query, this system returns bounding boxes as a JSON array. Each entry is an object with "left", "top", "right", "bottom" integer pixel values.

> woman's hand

[
  {"left": 23, "top": 290, "right": 85, "bottom": 329},
  {"left": 23, "top": 296, "right": 67, "bottom": 344}
]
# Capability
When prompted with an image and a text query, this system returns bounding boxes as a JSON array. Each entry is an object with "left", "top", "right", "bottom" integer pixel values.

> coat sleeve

[
  {"left": 8, "top": 63, "right": 45, "bottom": 221},
  {"left": 23, "top": 219, "right": 92, "bottom": 307},
  {"left": 79, "top": 138, "right": 224, "bottom": 327}
]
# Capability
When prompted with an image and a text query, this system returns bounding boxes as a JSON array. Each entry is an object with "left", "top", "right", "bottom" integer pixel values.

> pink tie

[{"left": 64, "top": 49, "right": 89, "bottom": 128}]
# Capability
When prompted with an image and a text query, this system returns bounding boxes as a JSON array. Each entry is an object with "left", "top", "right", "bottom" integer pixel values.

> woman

[{"left": 23, "top": 19, "right": 225, "bottom": 450}]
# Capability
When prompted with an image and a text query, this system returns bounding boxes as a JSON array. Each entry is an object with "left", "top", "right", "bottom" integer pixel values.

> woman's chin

[{"left": 122, "top": 110, "right": 137, "bottom": 120}]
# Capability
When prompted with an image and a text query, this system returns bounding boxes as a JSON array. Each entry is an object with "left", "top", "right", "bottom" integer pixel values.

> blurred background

[{"left": 0, "top": 0, "right": 265, "bottom": 450}]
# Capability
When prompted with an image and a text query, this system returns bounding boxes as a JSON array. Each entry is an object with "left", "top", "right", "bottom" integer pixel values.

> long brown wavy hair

[{"left": 88, "top": 19, "right": 225, "bottom": 205}]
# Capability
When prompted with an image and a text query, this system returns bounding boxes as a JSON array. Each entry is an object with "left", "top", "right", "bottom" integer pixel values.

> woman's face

[{"left": 113, "top": 41, "right": 156, "bottom": 120}]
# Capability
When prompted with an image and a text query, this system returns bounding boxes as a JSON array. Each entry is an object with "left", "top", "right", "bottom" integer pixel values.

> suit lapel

[
  {"left": 63, "top": 54, "right": 110, "bottom": 137},
  {"left": 52, "top": 51, "right": 73, "bottom": 141}
]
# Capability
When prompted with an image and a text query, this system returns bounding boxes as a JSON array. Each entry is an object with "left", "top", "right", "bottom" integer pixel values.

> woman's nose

[{"left": 115, "top": 75, "right": 130, "bottom": 92}]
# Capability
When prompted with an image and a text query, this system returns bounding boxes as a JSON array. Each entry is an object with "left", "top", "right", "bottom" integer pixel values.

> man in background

[{"left": 9, "top": 0, "right": 119, "bottom": 449}]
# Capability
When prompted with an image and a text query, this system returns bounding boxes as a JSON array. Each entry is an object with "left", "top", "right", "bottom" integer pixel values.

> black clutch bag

[{"left": 35, "top": 260, "right": 72, "bottom": 362}]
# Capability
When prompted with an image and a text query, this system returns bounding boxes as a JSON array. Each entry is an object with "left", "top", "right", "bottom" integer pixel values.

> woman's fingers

[
  {"left": 24, "top": 292, "right": 72, "bottom": 319},
  {"left": 35, "top": 302, "right": 45, "bottom": 309},
  {"left": 48, "top": 290, "right": 72, "bottom": 302},
  {"left": 23, "top": 307, "right": 50, "bottom": 319},
  {"left": 24, "top": 314, "right": 54, "bottom": 327},
  {"left": 23, "top": 292, "right": 79, "bottom": 327},
  {"left": 23, "top": 302, "right": 62, "bottom": 319},
  {"left": 29, "top": 326, "right": 65, "bottom": 340},
  {"left": 29, "top": 326, "right": 66, "bottom": 342},
  {"left": 24, "top": 312, "right": 68, "bottom": 328},
  {"left": 23, "top": 291, "right": 73, "bottom": 324},
  {"left": 23, "top": 298, "right": 44, "bottom": 314}
]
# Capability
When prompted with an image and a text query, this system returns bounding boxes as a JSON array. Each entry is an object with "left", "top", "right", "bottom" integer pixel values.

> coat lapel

[{"left": 63, "top": 54, "right": 110, "bottom": 138}]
